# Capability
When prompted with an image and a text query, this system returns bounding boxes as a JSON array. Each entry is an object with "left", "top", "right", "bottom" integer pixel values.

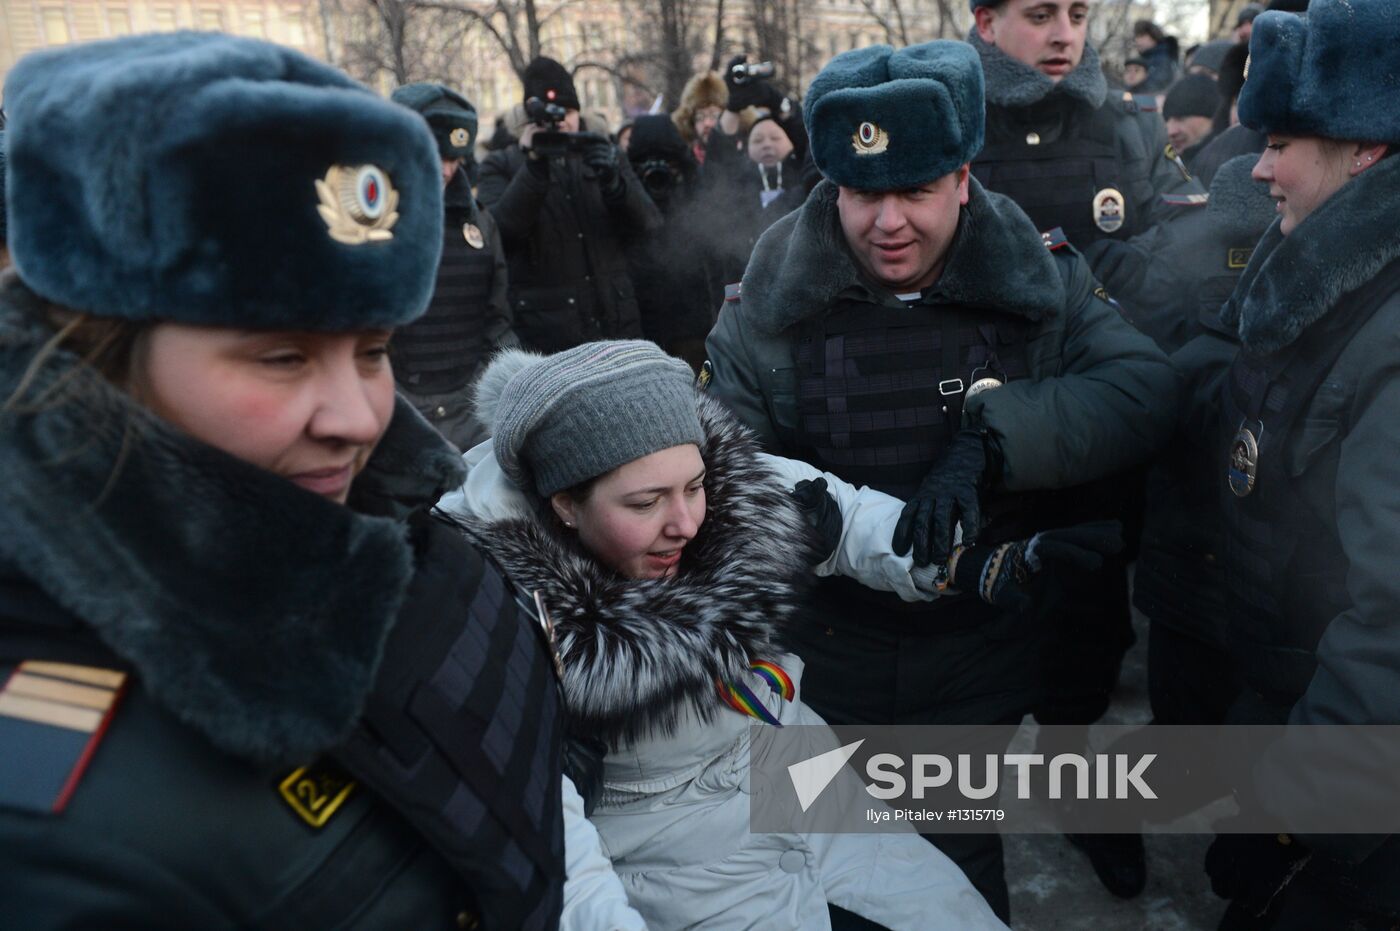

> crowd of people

[{"left": 1, "top": 0, "right": 1397, "bottom": 928}]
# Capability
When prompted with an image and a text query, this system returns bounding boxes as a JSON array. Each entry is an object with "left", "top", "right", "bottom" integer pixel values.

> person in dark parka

[
  {"left": 478, "top": 57, "right": 661, "bottom": 353},
  {"left": 390, "top": 83, "right": 517, "bottom": 450},
  {"left": 1189, "top": 3, "right": 1400, "bottom": 926},
  {"left": 704, "top": 41, "right": 1175, "bottom": 923},
  {"left": 623, "top": 115, "right": 715, "bottom": 372},
  {"left": 0, "top": 34, "right": 567, "bottom": 929}
]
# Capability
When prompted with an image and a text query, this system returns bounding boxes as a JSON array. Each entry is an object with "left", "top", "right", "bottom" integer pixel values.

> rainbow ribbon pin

[{"left": 719, "top": 660, "right": 795, "bottom": 726}]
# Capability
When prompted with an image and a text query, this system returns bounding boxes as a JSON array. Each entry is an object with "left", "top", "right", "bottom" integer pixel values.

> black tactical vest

[
  {"left": 794, "top": 296, "right": 1036, "bottom": 625},
  {"left": 973, "top": 100, "right": 1134, "bottom": 249},
  {"left": 391, "top": 206, "right": 498, "bottom": 395},
  {"left": 1218, "top": 261, "right": 1400, "bottom": 707},
  {"left": 334, "top": 516, "right": 565, "bottom": 931}
]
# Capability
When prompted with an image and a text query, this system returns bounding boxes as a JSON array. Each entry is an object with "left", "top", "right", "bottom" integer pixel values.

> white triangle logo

[{"left": 788, "top": 739, "right": 865, "bottom": 812}]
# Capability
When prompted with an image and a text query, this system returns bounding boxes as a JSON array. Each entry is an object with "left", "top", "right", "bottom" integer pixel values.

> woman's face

[
  {"left": 747, "top": 120, "right": 793, "bottom": 167},
  {"left": 137, "top": 324, "right": 397, "bottom": 504},
  {"left": 552, "top": 444, "right": 706, "bottom": 580},
  {"left": 1253, "top": 135, "right": 1353, "bottom": 236}
]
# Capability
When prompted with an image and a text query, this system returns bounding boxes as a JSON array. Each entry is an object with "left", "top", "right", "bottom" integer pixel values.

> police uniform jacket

[
  {"left": 394, "top": 168, "right": 517, "bottom": 451},
  {"left": 970, "top": 33, "right": 1201, "bottom": 252},
  {"left": 1190, "top": 153, "right": 1400, "bottom": 911},
  {"left": 1090, "top": 155, "right": 1275, "bottom": 649},
  {"left": 705, "top": 177, "right": 1177, "bottom": 495},
  {"left": 0, "top": 278, "right": 566, "bottom": 929},
  {"left": 478, "top": 128, "right": 661, "bottom": 353}
]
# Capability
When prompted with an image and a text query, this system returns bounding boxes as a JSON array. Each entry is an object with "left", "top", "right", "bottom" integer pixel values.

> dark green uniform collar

[{"left": 739, "top": 178, "right": 1065, "bottom": 336}]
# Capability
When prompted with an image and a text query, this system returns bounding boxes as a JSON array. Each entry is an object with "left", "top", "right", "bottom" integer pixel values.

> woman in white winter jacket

[{"left": 437, "top": 341, "right": 1025, "bottom": 930}]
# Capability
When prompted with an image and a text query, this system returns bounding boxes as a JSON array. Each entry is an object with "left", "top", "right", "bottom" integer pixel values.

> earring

[
  {"left": 564, "top": 521, "right": 575, "bottom": 528},
  {"left": 1356, "top": 161, "right": 1363, "bottom": 168},
  {"left": 1367, "top": 155, "right": 1375, "bottom": 161}
]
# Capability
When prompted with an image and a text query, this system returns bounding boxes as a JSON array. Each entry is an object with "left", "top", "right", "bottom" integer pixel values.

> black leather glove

[
  {"left": 893, "top": 429, "right": 994, "bottom": 567},
  {"left": 790, "top": 477, "right": 843, "bottom": 562},
  {"left": 951, "top": 520, "right": 1124, "bottom": 612},
  {"left": 1205, "top": 827, "right": 1311, "bottom": 918},
  {"left": 579, "top": 135, "right": 623, "bottom": 197}
]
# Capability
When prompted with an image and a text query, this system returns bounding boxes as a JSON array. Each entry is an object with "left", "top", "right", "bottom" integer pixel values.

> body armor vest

[
  {"left": 392, "top": 205, "right": 498, "bottom": 394},
  {"left": 335, "top": 518, "right": 565, "bottom": 930},
  {"left": 973, "top": 100, "right": 1132, "bottom": 249},
  {"left": 1218, "top": 260, "right": 1400, "bottom": 707},
  {"left": 794, "top": 297, "right": 1035, "bottom": 626}
]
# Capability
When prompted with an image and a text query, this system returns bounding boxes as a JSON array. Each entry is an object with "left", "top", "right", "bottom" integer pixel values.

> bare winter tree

[{"left": 335, "top": 0, "right": 478, "bottom": 86}]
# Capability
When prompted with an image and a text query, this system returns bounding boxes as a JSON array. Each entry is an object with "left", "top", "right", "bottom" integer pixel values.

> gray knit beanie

[{"left": 473, "top": 341, "right": 704, "bottom": 497}]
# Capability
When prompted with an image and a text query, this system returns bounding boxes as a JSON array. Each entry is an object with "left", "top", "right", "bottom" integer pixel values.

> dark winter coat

[
  {"left": 1138, "top": 40, "right": 1180, "bottom": 94},
  {"left": 1189, "top": 123, "right": 1268, "bottom": 188},
  {"left": 701, "top": 153, "right": 808, "bottom": 294},
  {"left": 478, "top": 135, "right": 661, "bottom": 353},
  {"left": 1196, "top": 153, "right": 1400, "bottom": 910},
  {"left": 0, "top": 277, "right": 564, "bottom": 929},
  {"left": 1091, "top": 155, "right": 1274, "bottom": 644},
  {"left": 705, "top": 178, "right": 1178, "bottom": 493},
  {"left": 624, "top": 175, "right": 718, "bottom": 366}
]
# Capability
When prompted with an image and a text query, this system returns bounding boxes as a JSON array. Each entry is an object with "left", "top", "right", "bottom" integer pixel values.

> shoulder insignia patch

[
  {"left": 1129, "top": 94, "right": 1159, "bottom": 114},
  {"left": 278, "top": 759, "right": 357, "bottom": 829},
  {"left": 1041, "top": 227, "right": 1069, "bottom": 251},
  {"left": 1162, "top": 193, "right": 1209, "bottom": 207},
  {"left": 723, "top": 282, "right": 743, "bottom": 304},
  {"left": 0, "top": 661, "right": 128, "bottom": 814},
  {"left": 1164, "top": 144, "right": 1194, "bottom": 182},
  {"left": 1228, "top": 247, "right": 1254, "bottom": 269}
]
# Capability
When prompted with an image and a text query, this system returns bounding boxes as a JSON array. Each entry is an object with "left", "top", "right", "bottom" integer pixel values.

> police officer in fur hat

[
  {"left": 478, "top": 57, "right": 660, "bottom": 354},
  {"left": 1190, "top": 2, "right": 1400, "bottom": 925},
  {"left": 704, "top": 41, "right": 1175, "bottom": 923},
  {"left": 968, "top": 0, "right": 1203, "bottom": 250},
  {"left": 390, "top": 83, "right": 517, "bottom": 450},
  {"left": 0, "top": 33, "right": 575, "bottom": 928}
]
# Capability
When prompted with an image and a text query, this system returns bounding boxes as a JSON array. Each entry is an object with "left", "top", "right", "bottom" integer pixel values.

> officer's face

[
  {"left": 837, "top": 166, "right": 971, "bottom": 293},
  {"left": 137, "top": 326, "right": 397, "bottom": 504},
  {"left": 1166, "top": 115, "right": 1213, "bottom": 153},
  {"left": 975, "top": 0, "right": 1089, "bottom": 81},
  {"left": 551, "top": 444, "right": 707, "bottom": 581},
  {"left": 1253, "top": 135, "right": 1358, "bottom": 237}
]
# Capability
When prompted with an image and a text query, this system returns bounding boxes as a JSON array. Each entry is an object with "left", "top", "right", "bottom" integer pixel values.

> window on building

[
  {"left": 151, "top": 7, "right": 178, "bottom": 30},
  {"left": 284, "top": 13, "right": 304, "bottom": 45},
  {"left": 42, "top": 8, "right": 71, "bottom": 43},
  {"left": 197, "top": 8, "right": 223, "bottom": 30},
  {"left": 109, "top": 8, "right": 132, "bottom": 34},
  {"left": 244, "top": 8, "right": 266, "bottom": 37}
]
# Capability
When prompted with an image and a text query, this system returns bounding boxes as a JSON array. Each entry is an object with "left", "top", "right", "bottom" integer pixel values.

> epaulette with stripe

[
  {"left": 0, "top": 660, "right": 128, "bottom": 814},
  {"left": 1126, "top": 93, "right": 1159, "bottom": 114},
  {"left": 1041, "top": 227, "right": 1070, "bottom": 251},
  {"left": 1162, "top": 193, "right": 1210, "bottom": 207},
  {"left": 724, "top": 282, "right": 743, "bottom": 303}
]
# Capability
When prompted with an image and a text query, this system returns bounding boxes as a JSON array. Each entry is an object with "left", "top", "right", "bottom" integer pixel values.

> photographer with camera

[
  {"left": 622, "top": 115, "right": 714, "bottom": 372},
  {"left": 479, "top": 57, "right": 660, "bottom": 353}
]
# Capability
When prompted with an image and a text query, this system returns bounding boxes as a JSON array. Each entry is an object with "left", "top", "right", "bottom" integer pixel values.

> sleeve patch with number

[
  {"left": 0, "top": 660, "right": 128, "bottom": 814},
  {"left": 278, "top": 760, "right": 357, "bottom": 829}
]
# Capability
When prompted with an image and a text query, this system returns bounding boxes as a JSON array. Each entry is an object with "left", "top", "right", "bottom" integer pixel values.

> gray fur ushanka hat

[
  {"left": 3, "top": 31, "right": 442, "bottom": 329},
  {"left": 474, "top": 341, "right": 704, "bottom": 498},
  {"left": 1239, "top": 0, "right": 1400, "bottom": 144},
  {"left": 803, "top": 41, "right": 985, "bottom": 191},
  {"left": 391, "top": 82, "right": 478, "bottom": 161}
]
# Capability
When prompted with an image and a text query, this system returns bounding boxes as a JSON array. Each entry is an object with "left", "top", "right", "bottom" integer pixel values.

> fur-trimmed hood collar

[
  {"left": 442, "top": 393, "right": 810, "bottom": 748},
  {"left": 0, "top": 274, "right": 466, "bottom": 762},
  {"left": 739, "top": 178, "right": 1064, "bottom": 336},
  {"left": 1220, "top": 154, "right": 1400, "bottom": 355},
  {"left": 970, "top": 30, "right": 1107, "bottom": 110}
]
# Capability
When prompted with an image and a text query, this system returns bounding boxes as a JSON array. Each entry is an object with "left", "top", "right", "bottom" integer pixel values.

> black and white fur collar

[
  {"left": 455, "top": 393, "right": 811, "bottom": 748},
  {"left": 0, "top": 274, "right": 466, "bottom": 762},
  {"left": 739, "top": 177, "right": 1065, "bottom": 336},
  {"left": 1220, "top": 154, "right": 1400, "bottom": 355},
  {"left": 970, "top": 30, "right": 1108, "bottom": 110}
]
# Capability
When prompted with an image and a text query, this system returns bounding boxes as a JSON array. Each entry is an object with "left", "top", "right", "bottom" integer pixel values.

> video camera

[
  {"left": 729, "top": 61, "right": 775, "bottom": 86},
  {"left": 524, "top": 96, "right": 592, "bottom": 159}
]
